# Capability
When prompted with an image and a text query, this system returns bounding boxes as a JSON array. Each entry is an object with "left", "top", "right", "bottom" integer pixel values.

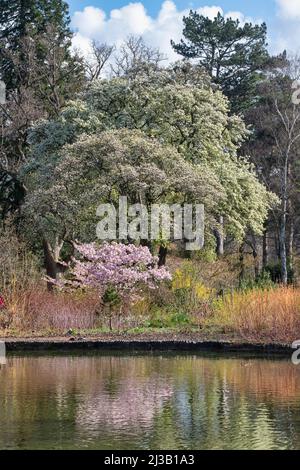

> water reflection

[{"left": 0, "top": 353, "right": 300, "bottom": 449}]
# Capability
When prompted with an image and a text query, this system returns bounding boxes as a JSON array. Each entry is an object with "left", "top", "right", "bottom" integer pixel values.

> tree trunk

[
  {"left": 43, "top": 237, "right": 64, "bottom": 290},
  {"left": 279, "top": 218, "right": 288, "bottom": 285},
  {"left": 239, "top": 242, "right": 245, "bottom": 288},
  {"left": 214, "top": 216, "right": 224, "bottom": 257},
  {"left": 279, "top": 158, "right": 289, "bottom": 285},
  {"left": 158, "top": 245, "right": 168, "bottom": 267},
  {"left": 288, "top": 219, "right": 294, "bottom": 272},
  {"left": 262, "top": 230, "right": 268, "bottom": 270},
  {"left": 251, "top": 236, "right": 260, "bottom": 280}
]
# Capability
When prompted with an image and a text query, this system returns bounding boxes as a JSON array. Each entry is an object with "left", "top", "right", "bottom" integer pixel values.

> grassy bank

[
  {"left": 1, "top": 278, "right": 299, "bottom": 345},
  {"left": 0, "top": 232, "right": 299, "bottom": 345}
]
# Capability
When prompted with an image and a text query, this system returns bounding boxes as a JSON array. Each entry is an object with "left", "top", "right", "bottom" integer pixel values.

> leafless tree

[
  {"left": 84, "top": 41, "right": 115, "bottom": 81},
  {"left": 111, "top": 35, "right": 166, "bottom": 78},
  {"left": 0, "top": 26, "right": 84, "bottom": 219},
  {"left": 245, "top": 56, "right": 300, "bottom": 284}
]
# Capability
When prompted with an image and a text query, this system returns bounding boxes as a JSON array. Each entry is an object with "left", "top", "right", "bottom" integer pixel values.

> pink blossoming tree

[{"left": 60, "top": 242, "right": 172, "bottom": 329}]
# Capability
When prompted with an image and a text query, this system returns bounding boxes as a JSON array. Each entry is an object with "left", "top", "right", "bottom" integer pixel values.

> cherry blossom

[{"left": 60, "top": 242, "right": 171, "bottom": 305}]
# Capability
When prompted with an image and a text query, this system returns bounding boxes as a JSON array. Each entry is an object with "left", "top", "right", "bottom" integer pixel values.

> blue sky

[
  {"left": 67, "top": 1, "right": 275, "bottom": 19},
  {"left": 66, "top": 1, "right": 300, "bottom": 59}
]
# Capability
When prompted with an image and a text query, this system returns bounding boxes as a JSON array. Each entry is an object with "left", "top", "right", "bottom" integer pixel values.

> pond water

[{"left": 0, "top": 352, "right": 300, "bottom": 450}]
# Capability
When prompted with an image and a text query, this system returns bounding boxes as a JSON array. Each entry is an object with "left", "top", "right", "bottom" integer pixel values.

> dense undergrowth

[{"left": 0, "top": 228, "right": 299, "bottom": 345}]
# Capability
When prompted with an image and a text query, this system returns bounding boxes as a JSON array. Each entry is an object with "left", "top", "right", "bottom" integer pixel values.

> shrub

[
  {"left": 0, "top": 226, "right": 100, "bottom": 333},
  {"left": 264, "top": 262, "right": 294, "bottom": 284},
  {"left": 55, "top": 242, "right": 172, "bottom": 330},
  {"left": 209, "top": 286, "right": 300, "bottom": 343},
  {"left": 0, "top": 224, "right": 40, "bottom": 328},
  {"left": 148, "top": 307, "right": 190, "bottom": 328},
  {"left": 171, "top": 263, "right": 215, "bottom": 321},
  {"left": 23, "top": 289, "right": 100, "bottom": 331},
  {"left": 239, "top": 270, "right": 274, "bottom": 291}
]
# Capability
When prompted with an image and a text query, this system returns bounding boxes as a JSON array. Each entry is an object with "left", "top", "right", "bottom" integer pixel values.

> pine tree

[
  {"left": 0, "top": 0, "right": 38, "bottom": 42},
  {"left": 0, "top": 0, "right": 84, "bottom": 219},
  {"left": 0, "top": 0, "right": 70, "bottom": 42},
  {"left": 0, "top": 0, "right": 72, "bottom": 89},
  {"left": 171, "top": 11, "right": 269, "bottom": 112}
]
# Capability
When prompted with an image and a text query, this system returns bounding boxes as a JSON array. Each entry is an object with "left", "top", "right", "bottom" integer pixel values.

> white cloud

[
  {"left": 72, "top": 6, "right": 106, "bottom": 38},
  {"left": 72, "top": 32, "right": 93, "bottom": 56},
  {"left": 71, "top": 1, "right": 260, "bottom": 62},
  {"left": 108, "top": 3, "right": 153, "bottom": 42},
  {"left": 225, "top": 11, "right": 261, "bottom": 25},
  {"left": 197, "top": 6, "right": 223, "bottom": 19},
  {"left": 276, "top": 0, "right": 300, "bottom": 20},
  {"left": 270, "top": 0, "right": 300, "bottom": 54}
]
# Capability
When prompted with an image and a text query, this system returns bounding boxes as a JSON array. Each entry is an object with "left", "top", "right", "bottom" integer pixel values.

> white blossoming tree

[{"left": 22, "top": 62, "right": 276, "bottom": 279}]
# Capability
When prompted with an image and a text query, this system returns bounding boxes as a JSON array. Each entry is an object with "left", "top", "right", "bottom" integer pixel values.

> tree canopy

[
  {"left": 0, "top": 0, "right": 71, "bottom": 89},
  {"left": 22, "top": 64, "right": 276, "bottom": 277},
  {"left": 171, "top": 11, "right": 269, "bottom": 111}
]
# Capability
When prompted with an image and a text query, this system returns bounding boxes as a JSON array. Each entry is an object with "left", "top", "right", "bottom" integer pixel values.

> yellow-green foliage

[
  {"left": 172, "top": 264, "right": 214, "bottom": 301},
  {"left": 209, "top": 287, "right": 300, "bottom": 343},
  {"left": 131, "top": 297, "right": 151, "bottom": 317}
]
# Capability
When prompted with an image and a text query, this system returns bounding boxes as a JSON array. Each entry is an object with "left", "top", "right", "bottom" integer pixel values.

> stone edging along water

[{"left": 1, "top": 338, "right": 293, "bottom": 356}]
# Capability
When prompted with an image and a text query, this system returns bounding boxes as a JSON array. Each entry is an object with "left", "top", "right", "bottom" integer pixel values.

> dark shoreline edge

[{"left": 2, "top": 339, "right": 293, "bottom": 356}]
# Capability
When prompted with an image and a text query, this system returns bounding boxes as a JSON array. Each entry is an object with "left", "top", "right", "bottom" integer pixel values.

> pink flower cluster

[{"left": 68, "top": 242, "right": 172, "bottom": 301}]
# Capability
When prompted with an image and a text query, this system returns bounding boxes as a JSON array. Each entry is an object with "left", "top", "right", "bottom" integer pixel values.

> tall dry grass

[
  {"left": 0, "top": 226, "right": 101, "bottom": 332},
  {"left": 211, "top": 287, "right": 300, "bottom": 343},
  {"left": 0, "top": 225, "right": 39, "bottom": 328},
  {"left": 22, "top": 288, "right": 100, "bottom": 331}
]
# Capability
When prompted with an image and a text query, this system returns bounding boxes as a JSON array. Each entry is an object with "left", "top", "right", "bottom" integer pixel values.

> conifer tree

[
  {"left": 172, "top": 11, "right": 269, "bottom": 111},
  {"left": 0, "top": 0, "right": 84, "bottom": 219},
  {"left": 0, "top": 0, "right": 72, "bottom": 89}
]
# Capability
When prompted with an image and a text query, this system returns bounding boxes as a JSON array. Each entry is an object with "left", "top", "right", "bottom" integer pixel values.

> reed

[{"left": 211, "top": 287, "right": 300, "bottom": 343}]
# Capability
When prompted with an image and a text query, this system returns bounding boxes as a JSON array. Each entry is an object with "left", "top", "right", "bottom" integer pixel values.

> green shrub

[
  {"left": 239, "top": 271, "right": 274, "bottom": 291},
  {"left": 148, "top": 307, "right": 190, "bottom": 328}
]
